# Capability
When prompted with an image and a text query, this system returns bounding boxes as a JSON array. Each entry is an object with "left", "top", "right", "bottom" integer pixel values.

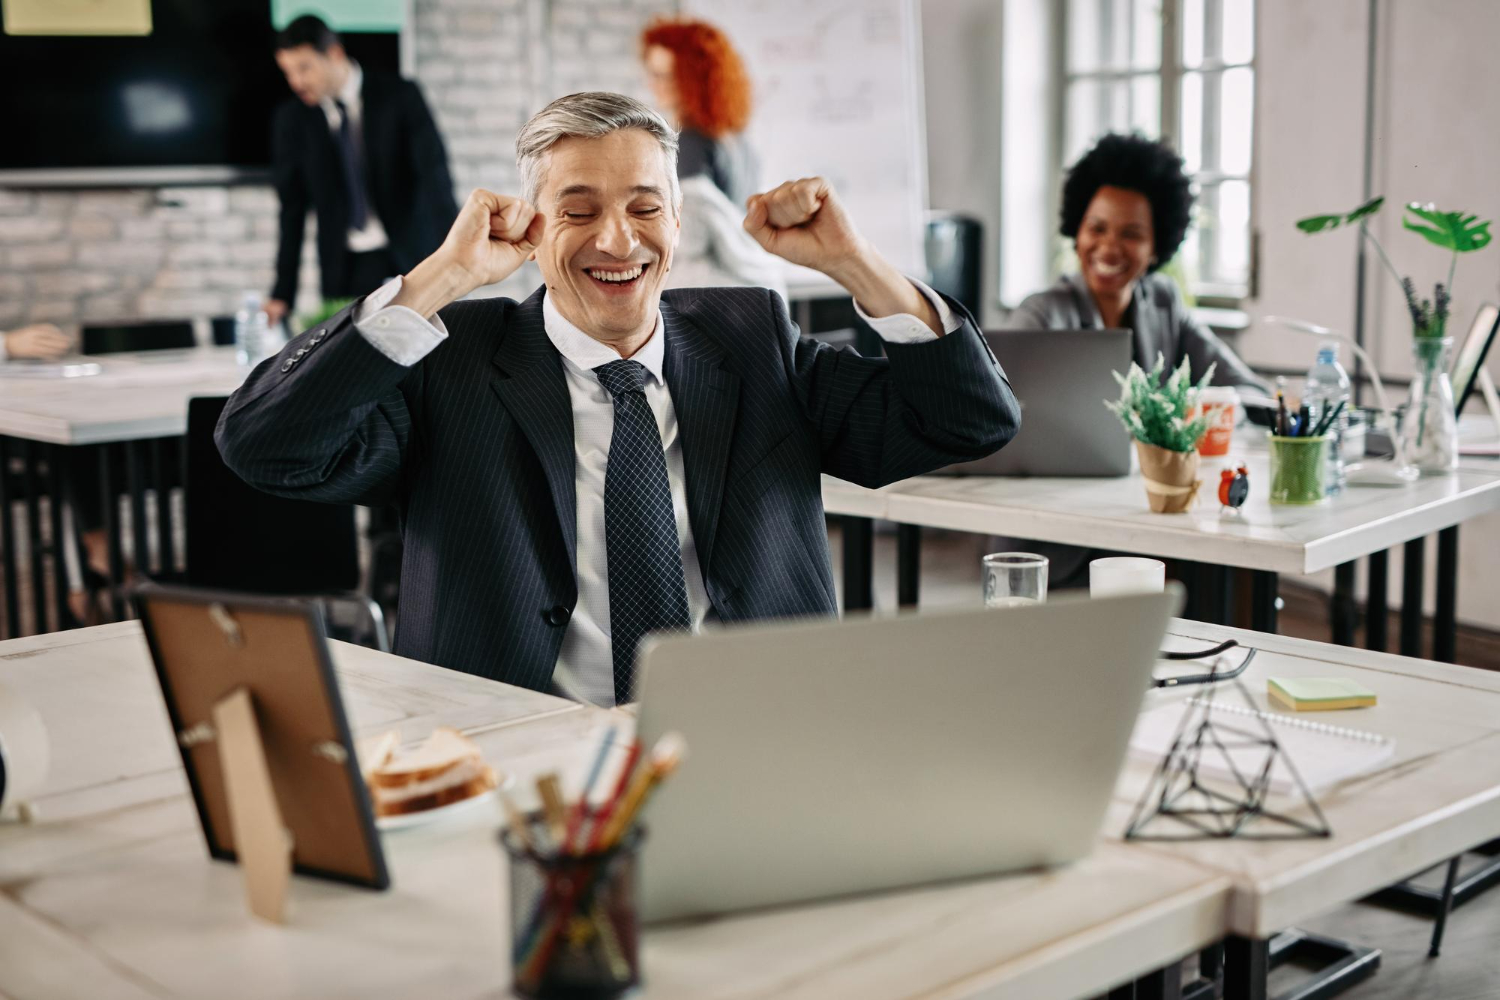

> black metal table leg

[
  {"left": 1223, "top": 935, "right": 1269, "bottom": 1000},
  {"left": 150, "top": 437, "right": 176, "bottom": 578},
  {"left": 0, "top": 437, "right": 19, "bottom": 639},
  {"left": 19, "top": 441, "right": 45, "bottom": 636},
  {"left": 1250, "top": 571, "right": 1278, "bottom": 633},
  {"left": 896, "top": 523, "right": 920, "bottom": 609},
  {"left": 1133, "top": 959, "right": 1184, "bottom": 1000},
  {"left": 1367, "top": 840, "right": 1500, "bottom": 939},
  {"left": 1331, "top": 561, "right": 1357, "bottom": 646},
  {"left": 841, "top": 515, "right": 874, "bottom": 612},
  {"left": 101, "top": 444, "right": 126, "bottom": 621},
  {"left": 1401, "top": 537, "right": 1425, "bottom": 657},
  {"left": 125, "top": 441, "right": 150, "bottom": 588},
  {"left": 46, "top": 444, "right": 74, "bottom": 632},
  {"left": 1365, "top": 550, "right": 1388, "bottom": 651},
  {"left": 1434, "top": 526, "right": 1458, "bottom": 663},
  {"left": 1429, "top": 855, "right": 1461, "bottom": 957}
]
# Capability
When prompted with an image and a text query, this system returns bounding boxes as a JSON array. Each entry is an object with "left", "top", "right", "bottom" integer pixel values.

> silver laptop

[
  {"left": 948, "top": 328, "right": 1134, "bottom": 477},
  {"left": 635, "top": 587, "right": 1182, "bottom": 923}
]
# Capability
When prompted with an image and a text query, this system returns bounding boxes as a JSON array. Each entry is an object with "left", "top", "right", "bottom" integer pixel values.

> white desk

[
  {"left": 0, "top": 347, "right": 249, "bottom": 446},
  {"left": 0, "top": 622, "right": 1233, "bottom": 1000},
  {"left": 823, "top": 454, "right": 1500, "bottom": 658},
  {"left": 4, "top": 621, "right": 1500, "bottom": 998}
]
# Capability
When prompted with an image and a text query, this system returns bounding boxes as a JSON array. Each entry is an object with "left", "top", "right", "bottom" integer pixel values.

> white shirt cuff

[
  {"left": 853, "top": 277, "right": 961, "bottom": 344},
  {"left": 353, "top": 275, "right": 449, "bottom": 366}
]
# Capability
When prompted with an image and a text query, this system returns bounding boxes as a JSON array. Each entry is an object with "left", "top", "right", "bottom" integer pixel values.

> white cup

[{"left": 1090, "top": 557, "right": 1166, "bottom": 597}]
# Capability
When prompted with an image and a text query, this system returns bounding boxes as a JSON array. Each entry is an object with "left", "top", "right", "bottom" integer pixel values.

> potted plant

[
  {"left": 1106, "top": 355, "right": 1219, "bottom": 513},
  {"left": 1295, "top": 198, "right": 1493, "bottom": 473}
]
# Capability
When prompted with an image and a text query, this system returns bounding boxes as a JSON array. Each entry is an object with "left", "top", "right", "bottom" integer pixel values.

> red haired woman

[{"left": 642, "top": 18, "right": 758, "bottom": 208}]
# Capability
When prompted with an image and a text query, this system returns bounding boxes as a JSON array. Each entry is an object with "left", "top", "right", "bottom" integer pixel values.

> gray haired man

[{"left": 218, "top": 91, "right": 1019, "bottom": 702}]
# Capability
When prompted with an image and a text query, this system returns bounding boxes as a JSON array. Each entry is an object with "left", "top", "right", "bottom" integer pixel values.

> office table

[
  {"left": 5, "top": 620, "right": 1500, "bottom": 998},
  {"left": 1116, "top": 620, "right": 1500, "bottom": 997},
  {"left": 0, "top": 347, "right": 251, "bottom": 636},
  {"left": 823, "top": 450, "right": 1500, "bottom": 661},
  {"left": 0, "top": 622, "right": 1230, "bottom": 1000}
]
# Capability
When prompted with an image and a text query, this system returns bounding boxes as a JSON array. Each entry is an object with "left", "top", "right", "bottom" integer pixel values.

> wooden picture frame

[{"left": 135, "top": 584, "right": 389, "bottom": 914}]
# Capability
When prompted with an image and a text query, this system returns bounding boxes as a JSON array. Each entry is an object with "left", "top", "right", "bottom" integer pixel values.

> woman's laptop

[
  {"left": 634, "top": 588, "right": 1181, "bottom": 923},
  {"left": 947, "top": 328, "right": 1134, "bottom": 477}
]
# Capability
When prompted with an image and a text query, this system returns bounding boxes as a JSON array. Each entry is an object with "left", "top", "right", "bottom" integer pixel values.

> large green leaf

[
  {"left": 1402, "top": 203, "right": 1494, "bottom": 253},
  {"left": 1345, "top": 196, "right": 1385, "bottom": 223},
  {"left": 1296, "top": 214, "right": 1344, "bottom": 233}
]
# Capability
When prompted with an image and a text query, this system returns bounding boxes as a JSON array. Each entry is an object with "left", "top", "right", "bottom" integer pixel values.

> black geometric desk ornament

[{"left": 1124, "top": 659, "right": 1331, "bottom": 841}]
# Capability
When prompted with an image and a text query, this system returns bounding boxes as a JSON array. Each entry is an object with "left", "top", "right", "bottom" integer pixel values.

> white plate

[{"left": 374, "top": 771, "right": 514, "bottom": 832}]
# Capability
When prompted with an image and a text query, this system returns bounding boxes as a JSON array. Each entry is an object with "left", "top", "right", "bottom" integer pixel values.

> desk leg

[
  {"left": 100, "top": 444, "right": 126, "bottom": 622},
  {"left": 150, "top": 438, "right": 176, "bottom": 577},
  {"left": 1365, "top": 551, "right": 1389, "bottom": 651},
  {"left": 125, "top": 441, "right": 150, "bottom": 582},
  {"left": 1331, "top": 562, "right": 1357, "bottom": 646},
  {"left": 1250, "top": 571, "right": 1278, "bottom": 633},
  {"left": 46, "top": 444, "right": 74, "bottom": 632},
  {"left": 897, "top": 524, "right": 920, "bottom": 609},
  {"left": 1222, "top": 936, "right": 1268, "bottom": 1000},
  {"left": 1133, "top": 960, "right": 1184, "bottom": 1000},
  {"left": 1401, "top": 537, "right": 1425, "bottom": 658},
  {"left": 841, "top": 516, "right": 874, "bottom": 612},
  {"left": 1435, "top": 526, "right": 1458, "bottom": 664},
  {"left": 20, "top": 441, "right": 46, "bottom": 636},
  {"left": 1224, "top": 930, "right": 1380, "bottom": 1000},
  {"left": 0, "top": 437, "right": 19, "bottom": 639}
]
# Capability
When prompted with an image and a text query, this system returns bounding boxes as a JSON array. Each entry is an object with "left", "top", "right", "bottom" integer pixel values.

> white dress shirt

[
  {"left": 319, "top": 62, "right": 391, "bottom": 253},
  {"left": 351, "top": 276, "right": 960, "bottom": 704}
]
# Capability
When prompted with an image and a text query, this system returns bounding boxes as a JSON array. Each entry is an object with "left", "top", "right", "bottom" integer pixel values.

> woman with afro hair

[
  {"left": 642, "top": 17, "right": 759, "bottom": 208},
  {"left": 1010, "top": 133, "right": 1267, "bottom": 392}
]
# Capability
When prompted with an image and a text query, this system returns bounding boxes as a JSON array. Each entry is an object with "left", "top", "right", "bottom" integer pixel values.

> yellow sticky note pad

[{"left": 1268, "top": 676, "right": 1377, "bottom": 712}]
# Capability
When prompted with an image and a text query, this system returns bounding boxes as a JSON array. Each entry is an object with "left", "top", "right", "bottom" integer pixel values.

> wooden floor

[{"left": 829, "top": 524, "right": 1500, "bottom": 999}]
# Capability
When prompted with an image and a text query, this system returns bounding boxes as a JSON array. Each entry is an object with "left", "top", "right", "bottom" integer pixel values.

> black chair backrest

[
  {"left": 82, "top": 320, "right": 196, "bottom": 355},
  {"left": 210, "top": 316, "right": 237, "bottom": 347},
  {"left": 183, "top": 396, "right": 362, "bottom": 594},
  {"left": 924, "top": 212, "right": 984, "bottom": 317}
]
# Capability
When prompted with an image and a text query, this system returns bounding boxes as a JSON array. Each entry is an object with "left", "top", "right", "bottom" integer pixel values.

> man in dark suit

[
  {"left": 218, "top": 92, "right": 1019, "bottom": 704},
  {"left": 265, "top": 15, "right": 458, "bottom": 327}
]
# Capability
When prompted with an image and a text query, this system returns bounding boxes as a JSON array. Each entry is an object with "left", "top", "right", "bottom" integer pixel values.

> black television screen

[{"left": 1, "top": 0, "right": 398, "bottom": 185}]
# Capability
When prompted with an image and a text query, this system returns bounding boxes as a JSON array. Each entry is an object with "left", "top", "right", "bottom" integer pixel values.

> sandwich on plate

[{"left": 359, "top": 727, "right": 499, "bottom": 818}]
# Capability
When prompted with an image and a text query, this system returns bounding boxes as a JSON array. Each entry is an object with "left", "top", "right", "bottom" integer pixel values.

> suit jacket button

[
  {"left": 280, "top": 360, "right": 294, "bottom": 372},
  {"left": 311, "top": 329, "right": 327, "bottom": 343},
  {"left": 544, "top": 605, "right": 571, "bottom": 627}
]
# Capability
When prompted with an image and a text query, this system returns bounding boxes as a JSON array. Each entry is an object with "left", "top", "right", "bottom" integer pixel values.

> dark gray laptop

[{"left": 948, "top": 328, "right": 1134, "bottom": 477}]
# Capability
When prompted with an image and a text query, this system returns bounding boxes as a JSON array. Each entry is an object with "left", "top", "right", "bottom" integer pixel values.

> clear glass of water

[{"left": 982, "top": 553, "right": 1048, "bottom": 608}]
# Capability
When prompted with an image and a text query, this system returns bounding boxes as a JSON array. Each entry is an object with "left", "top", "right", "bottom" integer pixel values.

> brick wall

[{"left": 0, "top": 0, "right": 674, "bottom": 334}]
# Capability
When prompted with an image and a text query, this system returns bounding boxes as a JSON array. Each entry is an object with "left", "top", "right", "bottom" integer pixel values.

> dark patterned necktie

[
  {"left": 593, "top": 359, "right": 691, "bottom": 703},
  {"left": 332, "top": 99, "right": 368, "bottom": 230}
]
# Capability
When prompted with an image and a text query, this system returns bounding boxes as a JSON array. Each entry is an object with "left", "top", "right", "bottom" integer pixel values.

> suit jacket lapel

[
  {"left": 491, "top": 288, "right": 578, "bottom": 575},
  {"left": 662, "top": 300, "right": 740, "bottom": 576}
]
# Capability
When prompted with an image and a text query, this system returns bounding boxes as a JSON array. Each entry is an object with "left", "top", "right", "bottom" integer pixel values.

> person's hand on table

[
  {"left": 264, "top": 298, "right": 290, "bottom": 326},
  {"left": 4, "top": 322, "right": 72, "bottom": 360}
]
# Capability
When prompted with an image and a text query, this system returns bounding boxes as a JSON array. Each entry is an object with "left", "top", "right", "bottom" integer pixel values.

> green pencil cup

[{"left": 1268, "top": 434, "right": 1329, "bottom": 505}]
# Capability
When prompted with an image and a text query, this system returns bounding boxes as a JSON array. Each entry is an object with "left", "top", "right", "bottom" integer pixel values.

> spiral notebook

[{"left": 1130, "top": 697, "right": 1396, "bottom": 795}]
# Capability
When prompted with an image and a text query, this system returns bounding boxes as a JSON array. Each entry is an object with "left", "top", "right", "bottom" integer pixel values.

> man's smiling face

[{"left": 532, "top": 129, "right": 680, "bottom": 350}]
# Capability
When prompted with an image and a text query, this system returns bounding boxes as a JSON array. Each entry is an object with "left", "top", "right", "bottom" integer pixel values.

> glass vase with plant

[
  {"left": 1105, "top": 354, "right": 1219, "bottom": 512},
  {"left": 1295, "top": 198, "right": 1492, "bottom": 473}
]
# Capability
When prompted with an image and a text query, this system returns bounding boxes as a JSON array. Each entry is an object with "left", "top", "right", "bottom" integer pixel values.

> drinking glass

[{"left": 982, "top": 553, "right": 1048, "bottom": 608}]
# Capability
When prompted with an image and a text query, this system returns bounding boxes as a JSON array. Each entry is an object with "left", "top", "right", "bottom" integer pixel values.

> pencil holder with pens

[
  {"left": 503, "top": 814, "right": 644, "bottom": 1000},
  {"left": 1268, "top": 434, "right": 1328, "bottom": 505}
]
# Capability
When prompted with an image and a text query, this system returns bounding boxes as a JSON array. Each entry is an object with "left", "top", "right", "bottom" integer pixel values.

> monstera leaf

[
  {"left": 1402, "top": 203, "right": 1493, "bottom": 253},
  {"left": 1295, "top": 196, "right": 1386, "bottom": 234}
]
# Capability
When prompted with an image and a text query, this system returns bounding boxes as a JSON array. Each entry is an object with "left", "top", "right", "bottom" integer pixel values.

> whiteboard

[{"left": 682, "top": 0, "right": 929, "bottom": 290}]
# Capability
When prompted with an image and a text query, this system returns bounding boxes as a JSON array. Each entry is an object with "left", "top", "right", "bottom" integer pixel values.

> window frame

[{"left": 1054, "top": 0, "right": 1257, "bottom": 306}]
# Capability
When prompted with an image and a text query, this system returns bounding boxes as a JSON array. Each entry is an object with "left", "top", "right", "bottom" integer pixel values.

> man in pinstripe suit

[{"left": 218, "top": 92, "right": 1019, "bottom": 704}]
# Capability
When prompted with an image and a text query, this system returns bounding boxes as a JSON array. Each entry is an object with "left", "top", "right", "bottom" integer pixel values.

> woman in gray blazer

[{"left": 1009, "top": 133, "right": 1268, "bottom": 394}]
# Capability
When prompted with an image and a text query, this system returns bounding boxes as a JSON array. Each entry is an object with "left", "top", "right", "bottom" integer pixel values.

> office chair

[
  {"left": 174, "top": 396, "right": 389, "bottom": 650},
  {"left": 81, "top": 320, "right": 195, "bottom": 355},
  {"left": 924, "top": 212, "right": 983, "bottom": 317}
]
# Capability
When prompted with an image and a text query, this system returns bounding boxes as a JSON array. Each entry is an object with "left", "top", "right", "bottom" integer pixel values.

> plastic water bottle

[
  {"left": 1304, "top": 344, "right": 1352, "bottom": 495},
  {"left": 234, "top": 291, "right": 270, "bottom": 367}
]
